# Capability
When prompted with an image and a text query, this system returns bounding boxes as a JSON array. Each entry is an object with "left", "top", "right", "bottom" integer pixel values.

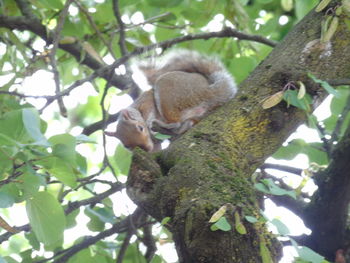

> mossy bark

[{"left": 127, "top": 1, "right": 350, "bottom": 262}]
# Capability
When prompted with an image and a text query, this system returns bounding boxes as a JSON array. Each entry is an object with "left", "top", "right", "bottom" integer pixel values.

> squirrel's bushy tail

[{"left": 138, "top": 50, "right": 237, "bottom": 101}]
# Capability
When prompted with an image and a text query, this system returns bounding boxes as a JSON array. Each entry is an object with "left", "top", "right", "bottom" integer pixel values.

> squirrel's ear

[{"left": 120, "top": 109, "right": 132, "bottom": 120}]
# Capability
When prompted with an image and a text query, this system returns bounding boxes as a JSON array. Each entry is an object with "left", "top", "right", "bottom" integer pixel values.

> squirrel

[{"left": 105, "top": 50, "right": 237, "bottom": 152}]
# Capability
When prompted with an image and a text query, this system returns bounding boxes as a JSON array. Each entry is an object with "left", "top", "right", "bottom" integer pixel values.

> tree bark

[{"left": 127, "top": 1, "right": 350, "bottom": 262}]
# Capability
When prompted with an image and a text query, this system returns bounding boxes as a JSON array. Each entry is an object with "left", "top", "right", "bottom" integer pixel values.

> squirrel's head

[{"left": 105, "top": 109, "right": 154, "bottom": 152}]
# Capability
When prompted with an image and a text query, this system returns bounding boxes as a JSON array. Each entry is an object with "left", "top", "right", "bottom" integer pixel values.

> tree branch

[
  {"left": 0, "top": 182, "right": 124, "bottom": 244},
  {"left": 14, "top": 0, "right": 39, "bottom": 20},
  {"left": 41, "top": 208, "right": 148, "bottom": 263},
  {"left": 116, "top": 228, "right": 134, "bottom": 263},
  {"left": 261, "top": 163, "right": 303, "bottom": 176},
  {"left": 112, "top": 0, "right": 128, "bottom": 56},
  {"left": 49, "top": 0, "right": 73, "bottom": 117}
]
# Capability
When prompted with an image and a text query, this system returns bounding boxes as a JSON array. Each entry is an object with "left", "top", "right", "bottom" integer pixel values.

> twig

[
  {"left": 82, "top": 112, "right": 119, "bottom": 135},
  {"left": 112, "top": 0, "right": 127, "bottom": 56},
  {"left": 65, "top": 182, "right": 124, "bottom": 214},
  {"left": 99, "top": 81, "right": 119, "bottom": 178},
  {"left": 315, "top": 122, "right": 332, "bottom": 157},
  {"left": 51, "top": 208, "right": 147, "bottom": 263},
  {"left": 132, "top": 26, "right": 278, "bottom": 48},
  {"left": 49, "top": 0, "right": 73, "bottom": 117},
  {"left": 126, "top": 12, "right": 173, "bottom": 29},
  {"left": 116, "top": 228, "right": 134, "bottom": 263},
  {"left": 0, "top": 182, "right": 125, "bottom": 244},
  {"left": 14, "top": 0, "right": 38, "bottom": 20},
  {"left": 260, "top": 163, "right": 303, "bottom": 176}
]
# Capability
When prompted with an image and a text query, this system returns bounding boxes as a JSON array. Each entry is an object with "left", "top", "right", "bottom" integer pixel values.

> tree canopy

[{"left": 0, "top": 0, "right": 350, "bottom": 262}]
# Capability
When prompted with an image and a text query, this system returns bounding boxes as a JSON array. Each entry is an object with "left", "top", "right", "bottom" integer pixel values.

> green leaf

[
  {"left": 283, "top": 89, "right": 312, "bottom": 111},
  {"left": 0, "top": 133, "right": 21, "bottom": 147},
  {"left": 213, "top": 216, "right": 232, "bottom": 232},
  {"left": 290, "top": 239, "right": 326, "bottom": 263},
  {"left": 0, "top": 110, "right": 32, "bottom": 143},
  {"left": 270, "top": 218, "right": 290, "bottom": 236},
  {"left": 255, "top": 179, "right": 297, "bottom": 199},
  {"left": 329, "top": 87, "right": 350, "bottom": 116},
  {"left": 15, "top": 172, "right": 44, "bottom": 201},
  {"left": 122, "top": 243, "right": 147, "bottom": 263},
  {"left": 245, "top": 216, "right": 259, "bottom": 223},
  {"left": 308, "top": 73, "right": 340, "bottom": 98},
  {"left": 161, "top": 216, "right": 171, "bottom": 225},
  {"left": 65, "top": 208, "right": 79, "bottom": 229},
  {"left": 229, "top": 56, "right": 257, "bottom": 84},
  {"left": 49, "top": 134, "right": 77, "bottom": 166},
  {"left": 304, "top": 142, "right": 329, "bottom": 165},
  {"left": 110, "top": 144, "right": 132, "bottom": 176},
  {"left": 260, "top": 240, "right": 273, "bottom": 263},
  {"left": 85, "top": 208, "right": 106, "bottom": 232},
  {"left": 273, "top": 139, "right": 328, "bottom": 165},
  {"left": 150, "top": 255, "right": 163, "bottom": 263},
  {"left": 281, "top": 0, "right": 293, "bottom": 11},
  {"left": 155, "top": 26, "right": 178, "bottom": 42},
  {"left": 146, "top": 0, "right": 183, "bottom": 8},
  {"left": 234, "top": 211, "right": 247, "bottom": 235},
  {"left": 36, "top": 157, "right": 77, "bottom": 188},
  {"left": 22, "top": 108, "right": 49, "bottom": 146},
  {"left": 295, "top": 0, "right": 319, "bottom": 20},
  {"left": 154, "top": 133, "right": 172, "bottom": 140},
  {"left": 0, "top": 146, "right": 14, "bottom": 175},
  {"left": 67, "top": 248, "right": 96, "bottom": 263},
  {"left": 273, "top": 139, "right": 307, "bottom": 160},
  {"left": 24, "top": 232, "right": 40, "bottom": 251},
  {"left": 26, "top": 191, "right": 66, "bottom": 248},
  {"left": 36, "top": 0, "right": 64, "bottom": 9},
  {"left": 0, "top": 188, "right": 16, "bottom": 208},
  {"left": 76, "top": 153, "right": 87, "bottom": 175},
  {"left": 1, "top": 256, "right": 19, "bottom": 263}
]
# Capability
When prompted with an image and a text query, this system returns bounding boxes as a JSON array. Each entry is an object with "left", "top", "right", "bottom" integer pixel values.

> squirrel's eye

[{"left": 137, "top": 125, "right": 144, "bottom": 132}]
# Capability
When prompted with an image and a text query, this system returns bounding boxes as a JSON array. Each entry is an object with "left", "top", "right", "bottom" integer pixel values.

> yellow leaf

[
  {"left": 297, "top": 81, "right": 306, "bottom": 99},
  {"left": 322, "top": 16, "right": 339, "bottom": 43},
  {"left": 82, "top": 42, "right": 105, "bottom": 64},
  {"left": 0, "top": 216, "right": 18, "bottom": 233},
  {"left": 281, "top": 0, "right": 293, "bottom": 12},
  {"left": 234, "top": 211, "right": 247, "bottom": 235},
  {"left": 315, "top": 0, "right": 332, "bottom": 12},
  {"left": 209, "top": 205, "right": 227, "bottom": 223},
  {"left": 261, "top": 91, "right": 284, "bottom": 109},
  {"left": 59, "top": 36, "right": 77, "bottom": 45}
]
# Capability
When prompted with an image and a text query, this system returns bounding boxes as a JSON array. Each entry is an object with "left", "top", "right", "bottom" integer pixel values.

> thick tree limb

[{"left": 126, "top": 1, "right": 350, "bottom": 262}]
